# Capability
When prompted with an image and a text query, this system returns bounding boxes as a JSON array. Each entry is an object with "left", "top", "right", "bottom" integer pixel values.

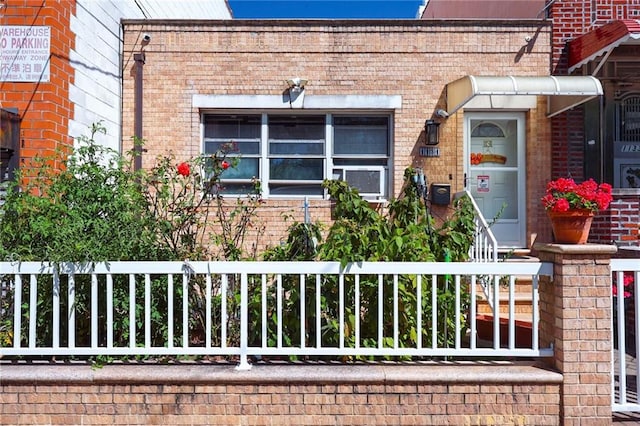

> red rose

[
  {"left": 177, "top": 162, "right": 190, "bottom": 177},
  {"left": 221, "top": 161, "right": 230, "bottom": 170}
]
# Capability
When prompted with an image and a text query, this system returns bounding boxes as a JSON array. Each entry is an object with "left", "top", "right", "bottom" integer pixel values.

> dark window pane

[
  {"left": 269, "top": 141, "right": 324, "bottom": 155},
  {"left": 204, "top": 115, "right": 261, "bottom": 139},
  {"left": 333, "top": 116, "right": 389, "bottom": 155},
  {"left": 270, "top": 158, "right": 323, "bottom": 180},
  {"left": 268, "top": 115, "right": 325, "bottom": 140},
  {"left": 333, "top": 158, "right": 387, "bottom": 167}
]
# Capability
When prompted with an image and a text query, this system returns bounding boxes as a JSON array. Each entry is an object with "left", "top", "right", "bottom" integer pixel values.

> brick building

[{"left": 119, "top": 16, "right": 606, "bottom": 251}]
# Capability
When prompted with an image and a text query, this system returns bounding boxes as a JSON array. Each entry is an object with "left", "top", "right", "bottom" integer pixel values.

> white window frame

[{"left": 202, "top": 110, "right": 394, "bottom": 200}]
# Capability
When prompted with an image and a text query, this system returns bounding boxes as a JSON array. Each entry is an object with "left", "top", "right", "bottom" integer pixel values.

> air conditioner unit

[{"left": 332, "top": 166, "right": 386, "bottom": 198}]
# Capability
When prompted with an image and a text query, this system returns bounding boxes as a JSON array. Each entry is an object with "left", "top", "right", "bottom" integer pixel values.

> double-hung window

[{"left": 203, "top": 113, "right": 391, "bottom": 199}]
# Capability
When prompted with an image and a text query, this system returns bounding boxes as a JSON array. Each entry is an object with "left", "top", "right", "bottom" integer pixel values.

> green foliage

[
  {"left": 0, "top": 123, "right": 263, "bottom": 354},
  {"left": 258, "top": 168, "right": 477, "bottom": 359},
  {"left": 0, "top": 123, "right": 164, "bottom": 262}
]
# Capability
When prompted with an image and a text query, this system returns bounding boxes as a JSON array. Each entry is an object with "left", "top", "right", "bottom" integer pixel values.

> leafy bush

[
  {"left": 0, "top": 123, "right": 262, "bottom": 351},
  {"left": 260, "top": 169, "right": 476, "bottom": 358}
]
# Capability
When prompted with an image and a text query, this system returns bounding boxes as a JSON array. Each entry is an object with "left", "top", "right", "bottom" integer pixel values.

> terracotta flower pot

[{"left": 547, "top": 209, "right": 595, "bottom": 244}]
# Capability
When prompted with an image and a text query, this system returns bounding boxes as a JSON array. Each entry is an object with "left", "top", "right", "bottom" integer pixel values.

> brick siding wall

[{"left": 121, "top": 20, "right": 554, "bottom": 248}]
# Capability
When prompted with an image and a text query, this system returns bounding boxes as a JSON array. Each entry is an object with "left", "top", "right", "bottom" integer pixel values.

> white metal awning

[{"left": 445, "top": 75, "right": 603, "bottom": 118}]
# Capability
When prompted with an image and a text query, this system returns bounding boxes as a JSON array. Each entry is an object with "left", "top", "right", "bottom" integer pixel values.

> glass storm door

[{"left": 465, "top": 113, "right": 526, "bottom": 248}]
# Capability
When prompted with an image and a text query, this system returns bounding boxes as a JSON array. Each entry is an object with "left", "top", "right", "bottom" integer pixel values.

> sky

[{"left": 228, "top": 0, "right": 425, "bottom": 19}]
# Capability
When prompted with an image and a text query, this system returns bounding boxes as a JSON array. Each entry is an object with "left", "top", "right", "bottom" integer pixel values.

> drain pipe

[{"left": 133, "top": 52, "right": 145, "bottom": 172}]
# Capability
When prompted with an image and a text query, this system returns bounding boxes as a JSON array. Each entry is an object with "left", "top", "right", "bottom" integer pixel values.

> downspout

[{"left": 133, "top": 52, "right": 145, "bottom": 172}]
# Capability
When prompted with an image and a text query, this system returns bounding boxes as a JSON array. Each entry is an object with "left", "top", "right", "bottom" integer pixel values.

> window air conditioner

[{"left": 332, "top": 166, "right": 386, "bottom": 198}]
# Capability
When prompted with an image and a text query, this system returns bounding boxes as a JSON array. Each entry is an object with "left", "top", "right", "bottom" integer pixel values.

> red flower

[
  {"left": 177, "top": 162, "right": 190, "bottom": 177},
  {"left": 221, "top": 161, "right": 230, "bottom": 170},
  {"left": 541, "top": 177, "right": 613, "bottom": 213}
]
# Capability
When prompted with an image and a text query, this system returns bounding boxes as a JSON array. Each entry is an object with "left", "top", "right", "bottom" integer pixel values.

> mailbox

[{"left": 430, "top": 183, "right": 451, "bottom": 205}]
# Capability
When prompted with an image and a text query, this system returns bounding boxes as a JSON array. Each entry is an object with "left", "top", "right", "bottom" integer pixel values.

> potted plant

[{"left": 541, "top": 177, "right": 613, "bottom": 244}]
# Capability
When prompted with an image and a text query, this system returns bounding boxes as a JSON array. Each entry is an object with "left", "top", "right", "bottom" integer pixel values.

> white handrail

[{"left": 456, "top": 190, "right": 499, "bottom": 313}]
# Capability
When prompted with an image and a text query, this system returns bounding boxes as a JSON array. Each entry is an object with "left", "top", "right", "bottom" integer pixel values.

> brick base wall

[{"left": 0, "top": 363, "right": 561, "bottom": 425}]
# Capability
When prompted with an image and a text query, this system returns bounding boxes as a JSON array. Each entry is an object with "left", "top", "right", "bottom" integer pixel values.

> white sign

[
  {"left": 0, "top": 26, "right": 50, "bottom": 82},
  {"left": 477, "top": 175, "right": 490, "bottom": 192}
]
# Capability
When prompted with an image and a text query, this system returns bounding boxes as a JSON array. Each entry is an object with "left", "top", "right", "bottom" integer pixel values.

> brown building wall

[
  {"left": 0, "top": 0, "right": 76, "bottom": 169},
  {"left": 121, "top": 20, "right": 554, "bottom": 248}
]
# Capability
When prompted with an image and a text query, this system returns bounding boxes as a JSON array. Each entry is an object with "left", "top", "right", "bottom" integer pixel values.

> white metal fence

[
  {"left": 611, "top": 258, "right": 640, "bottom": 413},
  {"left": 0, "top": 261, "right": 553, "bottom": 369}
]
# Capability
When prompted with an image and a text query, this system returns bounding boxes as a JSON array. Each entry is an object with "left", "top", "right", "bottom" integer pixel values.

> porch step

[{"left": 476, "top": 291, "right": 534, "bottom": 315}]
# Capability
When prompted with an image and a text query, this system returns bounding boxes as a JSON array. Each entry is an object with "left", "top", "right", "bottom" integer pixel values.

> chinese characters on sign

[{"left": 0, "top": 26, "right": 50, "bottom": 82}]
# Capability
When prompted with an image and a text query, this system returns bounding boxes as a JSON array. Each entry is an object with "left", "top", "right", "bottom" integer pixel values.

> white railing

[
  {"left": 611, "top": 258, "right": 640, "bottom": 413},
  {"left": 460, "top": 190, "right": 499, "bottom": 314},
  {"left": 462, "top": 190, "right": 499, "bottom": 263},
  {"left": 0, "top": 261, "right": 553, "bottom": 369}
]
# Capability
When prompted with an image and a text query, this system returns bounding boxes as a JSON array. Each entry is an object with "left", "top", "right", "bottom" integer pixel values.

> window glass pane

[
  {"left": 268, "top": 115, "right": 325, "bottom": 140},
  {"left": 205, "top": 157, "right": 258, "bottom": 180},
  {"left": 471, "top": 122, "right": 505, "bottom": 138},
  {"left": 204, "top": 115, "right": 261, "bottom": 139},
  {"left": 333, "top": 116, "right": 389, "bottom": 156},
  {"left": 223, "top": 158, "right": 259, "bottom": 180},
  {"left": 270, "top": 141, "right": 324, "bottom": 155},
  {"left": 270, "top": 158, "right": 323, "bottom": 180},
  {"left": 205, "top": 140, "right": 260, "bottom": 155},
  {"left": 269, "top": 183, "right": 324, "bottom": 196},
  {"left": 215, "top": 183, "right": 259, "bottom": 195}
]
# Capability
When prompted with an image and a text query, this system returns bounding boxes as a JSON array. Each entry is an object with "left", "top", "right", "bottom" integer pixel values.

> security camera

[
  {"left": 142, "top": 33, "right": 151, "bottom": 43},
  {"left": 436, "top": 109, "right": 449, "bottom": 118}
]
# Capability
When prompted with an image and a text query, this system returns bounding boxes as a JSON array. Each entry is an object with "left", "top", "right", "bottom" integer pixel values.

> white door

[{"left": 465, "top": 113, "right": 526, "bottom": 248}]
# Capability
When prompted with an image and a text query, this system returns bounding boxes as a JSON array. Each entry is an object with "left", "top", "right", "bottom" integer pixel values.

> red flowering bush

[{"left": 541, "top": 177, "right": 613, "bottom": 213}]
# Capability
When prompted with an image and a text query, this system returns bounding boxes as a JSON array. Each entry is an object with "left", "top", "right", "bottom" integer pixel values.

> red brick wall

[
  {"left": 550, "top": 0, "right": 640, "bottom": 73},
  {"left": 0, "top": 0, "right": 75, "bottom": 169},
  {"left": 598, "top": 196, "right": 640, "bottom": 245}
]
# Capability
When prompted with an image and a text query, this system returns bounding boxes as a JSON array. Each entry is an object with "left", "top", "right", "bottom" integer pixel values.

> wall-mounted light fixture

[
  {"left": 286, "top": 77, "right": 308, "bottom": 93},
  {"left": 424, "top": 119, "right": 440, "bottom": 146}
]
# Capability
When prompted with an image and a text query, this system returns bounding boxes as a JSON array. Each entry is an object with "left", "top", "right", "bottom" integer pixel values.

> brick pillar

[{"left": 535, "top": 243, "right": 617, "bottom": 426}]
